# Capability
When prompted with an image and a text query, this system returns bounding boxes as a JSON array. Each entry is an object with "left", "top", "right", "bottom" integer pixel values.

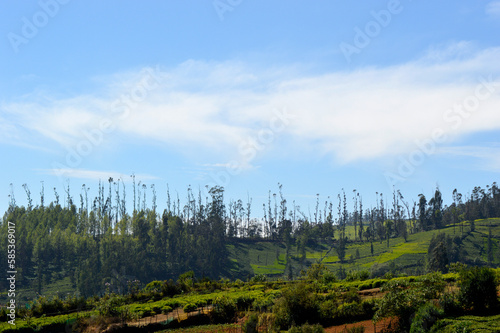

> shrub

[
  {"left": 337, "top": 302, "right": 363, "bottom": 321},
  {"left": 360, "top": 299, "right": 378, "bottom": 318},
  {"left": 250, "top": 274, "right": 267, "bottom": 283},
  {"left": 374, "top": 274, "right": 446, "bottom": 330},
  {"left": 183, "top": 303, "right": 197, "bottom": 314},
  {"left": 409, "top": 303, "right": 443, "bottom": 333},
  {"left": 210, "top": 295, "right": 236, "bottom": 324},
  {"left": 439, "top": 292, "right": 462, "bottom": 317},
  {"left": 252, "top": 297, "right": 273, "bottom": 312},
  {"left": 242, "top": 313, "right": 259, "bottom": 333},
  {"left": 458, "top": 266, "right": 499, "bottom": 314},
  {"left": 287, "top": 323, "right": 325, "bottom": 333},
  {"left": 161, "top": 306, "right": 173, "bottom": 314},
  {"left": 96, "top": 295, "right": 124, "bottom": 317},
  {"left": 371, "top": 279, "right": 386, "bottom": 289},
  {"left": 322, "top": 271, "right": 337, "bottom": 284},
  {"left": 144, "top": 280, "right": 162, "bottom": 293},
  {"left": 358, "top": 283, "right": 372, "bottom": 291},
  {"left": 235, "top": 295, "right": 254, "bottom": 311},
  {"left": 273, "top": 282, "right": 320, "bottom": 330},
  {"left": 342, "top": 288, "right": 361, "bottom": 304},
  {"left": 319, "top": 299, "right": 338, "bottom": 324}
]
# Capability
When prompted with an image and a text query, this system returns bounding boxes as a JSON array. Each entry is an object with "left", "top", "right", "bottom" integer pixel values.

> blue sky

[{"left": 1, "top": 0, "right": 500, "bottom": 217}]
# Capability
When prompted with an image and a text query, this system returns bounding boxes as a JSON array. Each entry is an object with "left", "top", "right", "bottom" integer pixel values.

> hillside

[
  {"left": 3, "top": 218, "right": 498, "bottom": 307},
  {"left": 227, "top": 218, "right": 500, "bottom": 279}
]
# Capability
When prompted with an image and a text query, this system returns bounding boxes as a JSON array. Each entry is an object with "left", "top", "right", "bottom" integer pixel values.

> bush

[
  {"left": 458, "top": 267, "right": 499, "bottom": 314},
  {"left": 250, "top": 274, "right": 267, "bottom": 283},
  {"left": 409, "top": 303, "right": 443, "bottom": 333},
  {"left": 337, "top": 302, "right": 363, "bottom": 321},
  {"left": 242, "top": 313, "right": 259, "bottom": 333},
  {"left": 371, "top": 279, "right": 386, "bottom": 289},
  {"left": 235, "top": 295, "right": 254, "bottom": 311},
  {"left": 342, "top": 288, "right": 361, "bottom": 304},
  {"left": 360, "top": 299, "right": 378, "bottom": 318},
  {"left": 273, "top": 282, "right": 320, "bottom": 330},
  {"left": 144, "top": 280, "right": 162, "bottom": 293},
  {"left": 374, "top": 274, "right": 446, "bottom": 330},
  {"left": 183, "top": 303, "right": 197, "bottom": 314},
  {"left": 439, "top": 292, "right": 462, "bottom": 317},
  {"left": 161, "top": 306, "right": 173, "bottom": 314},
  {"left": 287, "top": 323, "right": 325, "bottom": 333},
  {"left": 210, "top": 295, "right": 236, "bottom": 324},
  {"left": 358, "top": 282, "right": 372, "bottom": 291},
  {"left": 319, "top": 299, "right": 338, "bottom": 323}
]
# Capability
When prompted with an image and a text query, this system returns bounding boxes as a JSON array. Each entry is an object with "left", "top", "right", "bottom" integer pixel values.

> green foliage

[
  {"left": 409, "top": 303, "right": 444, "bottom": 333},
  {"left": 96, "top": 295, "right": 125, "bottom": 317},
  {"left": 235, "top": 295, "right": 254, "bottom": 311},
  {"left": 183, "top": 303, "right": 197, "bottom": 313},
  {"left": 458, "top": 266, "right": 499, "bottom": 314},
  {"left": 342, "top": 288, "right": 361, "bottom": 304},
  {"left": 161, "top": 305, "right": 173, "bottom": 314},
  {"left": 439, "top": 292, "right": 462, "bottom": 317},
  {"left": 287, "top": 323, "right": 325, "bottom": 333},
  {"left": 210, "top": 295, "right": 237, "bottom": 324},
  {"left": 242, "top": 313, "right": 259, "bottom": 333},
  {"left": 273, "top": 282, "right": 320, "bottom": 330},
  {"left": 144, "top": 280, "right": 162, "bottom": 293},
  {"left": 337, "top": 302, "right": 363, "bottom": 321},
  {"left": 432, "top": 314, "right": 500, "bottom": 333},
  {"left": 250, "top": 274, "right": 267, "bottom": 283},
  {"left": 346, "top": 326, "right": 365, "bottom": 333},
  {"left": 374, "top": 273, "right": 445, "bottom": 330}
]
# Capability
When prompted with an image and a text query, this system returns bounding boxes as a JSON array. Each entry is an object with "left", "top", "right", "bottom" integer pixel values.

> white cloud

[
  {"left": 438, "top": 145, "right": 500, "bottom": 173},
  {"left": 3, "top": 44, "right": 500, "bottom": 166},
  {"left": 39, "top": 168, "right": 159, "bottom": 182},
  {"left": 486, "top": 1, "right": 500, "bottom": 17}
]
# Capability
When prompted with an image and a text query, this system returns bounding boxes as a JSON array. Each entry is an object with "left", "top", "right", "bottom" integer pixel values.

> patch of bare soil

[{"left": 324, "top": 317, "right": 398, "bottom": 333}]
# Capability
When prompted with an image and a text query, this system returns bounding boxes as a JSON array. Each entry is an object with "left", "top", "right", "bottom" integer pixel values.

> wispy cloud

[
  {"left": 486, "top": 1, "right": 500, "bottom": 17},
  {"left": 39, "top": 168, "right": 160, "bottom": 182},
  {"left": 3, "top": 44, "right": 500, "bottom": 166},
  {"left": 438, "top": 145, "right": 500, "bottom": 173}
]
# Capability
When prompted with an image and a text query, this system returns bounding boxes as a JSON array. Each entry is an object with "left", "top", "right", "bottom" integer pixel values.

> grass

[{"left": 227, "top": 219, "right": 500, "bottom": 278}]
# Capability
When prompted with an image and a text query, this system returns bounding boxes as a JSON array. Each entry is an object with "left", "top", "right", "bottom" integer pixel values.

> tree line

[{"left": 1, "top": 178, "right": 499, "bottom": 297}]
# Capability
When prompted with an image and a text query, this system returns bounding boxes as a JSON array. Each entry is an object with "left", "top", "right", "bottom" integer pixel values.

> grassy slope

[{"left": 227, "top": 218, "right": 500, "bottom": 278}]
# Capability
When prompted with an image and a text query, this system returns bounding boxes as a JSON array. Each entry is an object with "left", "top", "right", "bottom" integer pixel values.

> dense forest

[{"left": 1, "top": 179, "right": 500, "bottom": 298}]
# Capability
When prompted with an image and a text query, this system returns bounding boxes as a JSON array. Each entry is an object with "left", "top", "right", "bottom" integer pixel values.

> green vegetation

[
  {"left": 0, "top": 266, "right": 498, "bottom": 332},
  {"left": 1, "top": 182, "right": 500, "bottom": 331}
]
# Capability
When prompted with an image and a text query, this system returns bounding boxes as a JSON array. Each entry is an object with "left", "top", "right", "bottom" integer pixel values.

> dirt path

[{"left": 127, "top": 305, "right": 213, "bottom": 327}]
